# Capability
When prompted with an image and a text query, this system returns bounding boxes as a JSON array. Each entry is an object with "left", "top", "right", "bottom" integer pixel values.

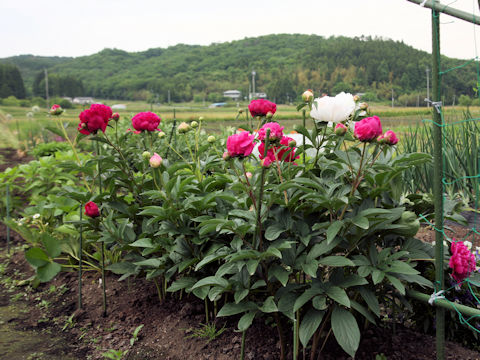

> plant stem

[
  {"left": 78, "top": 204, "right": 83, "bottom": 310},
  {"left": 101, "top": 241, "right": 107, "bottom": 317},
  {"left": 254, "top": 129, "right": 270, "bottom": 250},
  {"left": 240, "top": 330, "right": 246, "bottom": 360},
  {"left": 274, "top": 312, "right": 286, "bottom": 360}
]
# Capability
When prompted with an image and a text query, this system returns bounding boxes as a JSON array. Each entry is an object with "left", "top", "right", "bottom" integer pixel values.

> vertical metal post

[
  {"left": 431, "top": 3, "right": 445, "bottom": 359},
  {"left": 6, "top": 184, "right": 11, "bottom": 254},
  {"left": 44, "top": 69, "right": 50, "bottom": 110},
  {"left": 78, "top": 204, "right": 83, "bottom": 309}
]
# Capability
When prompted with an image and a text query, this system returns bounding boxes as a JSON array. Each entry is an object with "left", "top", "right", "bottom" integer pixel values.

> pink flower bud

[
  {"left": 302, "top": 90, "right": 314, "bottom": 102},
  {"left": 261, "top": 157, "right": 272, "bottom": 168},
  {"left": 334, "top": 123, "right": 347, "bottom": 136},
  {"left": 178, "top": 122, "right": 191, "bottom": 133},
  {"left": 353, "top": 95, "right": 360, "bottom": 102},
  {"left": 246, "top": 172, "right": 253, "bottom": 179},
  {"left": 288, "top": 139, "right": 297, "bottom": 147},
  {"left": 112, "top": 112, "right": 120, "bottom": 121},
  {"left": 359, "top": 102, "right": 368, "bottom": 110},
  {"left": 149, "top": 153, "right": 163, "bottom": 168},
  {"left": 266, "top": 111, "right": 274, "bottom": 119},
  {"left": 223, "top": 152, "right": 231, "bottom": 160},
  {"left": 49, "top": 104, "right": 64, "bottom": 116},
  {"left": 382, "top": 130, "right": 398, "bottom": 145},
  {"left": 85, "top": 201, "right": 100, "bottom": 218}
]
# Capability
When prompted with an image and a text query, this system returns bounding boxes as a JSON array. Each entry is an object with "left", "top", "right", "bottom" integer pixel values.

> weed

[
  {"left": 102, "top": 349, "right": 128, "bottom": 360},
  {"left": 185, "top": 322, "right": 226, "bottom": 343},
  {"left": 62, "top": 314, "right": 75, "bottom": 331},
  {"left": 130, "top": 324, "right": 144, "bottom": 346},
  {"left": 10, "top": 292, "right": 23, "bottom": 302}
]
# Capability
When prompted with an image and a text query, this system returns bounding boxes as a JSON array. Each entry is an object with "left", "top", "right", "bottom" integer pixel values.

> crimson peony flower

[
  {"left": 78, "top": 104, "right": 113, "bottom": 135},
  {"left": 85, "top": 201, "right": 100, "bottom": 218},
  {"left": 226, "top": 131, "right": 255, "bottom": 158},
  {"left": 259, "top": 136, "right": 299, "bottom": 163},
  {"left": 449, "top": 240, "right": 476, "bottom": 283},
  {"left": 354, "top": 116, "right": 383, "bottom": 142},
  {"left": 248, "top": 99, "right": 277, "bottom": 117},
  {"left": 257, "top": 122, "right": 284, "bottom": 142},
  {"left": 131, "top": 112, "right": 161, "bottom": 132}
]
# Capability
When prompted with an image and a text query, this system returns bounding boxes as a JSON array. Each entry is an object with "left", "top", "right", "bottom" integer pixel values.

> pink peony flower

[
  {"left": 259, "top": 136, "right": 299, "bottom": 163},
  {"left": 85, "top": 201, "right": 100, "bottom": 218},
  {"left": 78, "top": 104, "right": 113, "bottom": 135},
  {"left": 257, "top": 122, "right": 284, "bottom": 142},
  {"left": 382, "top": 130, "right": 398, "bottom": 145},
  {"left": 354, "top": 115, "right": 383, "bottom": 142},
  {"left": 334, "top": 123, "right": 347, "bottom": 136},
  {"left": 449, "top": 240, "right": 476, "bottom": 283},
  {"left": 131, "top": 112, "right": 161, "bottom": 132},
  {"left": 226, "top": 131, "right": 255, "bottom": 158},
  {"left": 248, "top": 99, "right": 277, "bottom": 117},
  {"left": 149, "top": 153, "right": 163, "bottom": 168}
]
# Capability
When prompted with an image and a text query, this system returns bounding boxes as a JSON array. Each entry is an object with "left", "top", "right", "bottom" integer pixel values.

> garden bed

[{"left": 1, "top": 223, "right": 479, "bottom": 360}]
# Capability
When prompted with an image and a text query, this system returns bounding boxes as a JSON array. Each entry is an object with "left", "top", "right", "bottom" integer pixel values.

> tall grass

[{"left": 400, "top": 109, "right": 480, "bottom": 203}]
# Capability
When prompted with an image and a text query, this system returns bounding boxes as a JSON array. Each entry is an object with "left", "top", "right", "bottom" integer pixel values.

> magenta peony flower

[
  {"left": 131, "top": 112, "right": 161, "bottom": 132},
  {"left": 149, "top": 153, "right": 163, "bottom": 168},
  {"left": 85, "top": 201, "right": 100, "bottom": 218},
  {"left": 78, "top": 104, "right": 113, "bottom": 135},
  {"left": 248, "top": 99, "right": 277, "bottom": 117},
  {"left": 354, "top": 115, "right": 383, "bottom": 142},
  {"left": 226, "top": 131, "right": 255, "bottom": 158},
  {"left": 257, "top": 122, "right": 284, "bottom": 142},
  {"left": 259, "top": 136, "right": 299, "bottom": 163},
  {"left": 334, "top": 123, "right": 347, "bottom": 136},
  {"left": 449, "top": 240, "right": 476, "bottom": 283}
]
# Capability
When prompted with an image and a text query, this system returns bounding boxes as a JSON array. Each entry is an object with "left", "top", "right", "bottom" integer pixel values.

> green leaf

[
  {"left": 352, "top": 216, "right": 369, "bottom": 229},
  {"left": 294, "top": 288, "right": 323, "bottom": 312},
  {"left": 191, "top": 276, "right": 229, "bottom": 290},
  {"left": 37, "top": 262, "right": 62, "bottom": 282},
  {"left": 326, "top": 286, "right": 350, "bottom": 308},
  {"left": 25, "top": 248, "right": 49, "bottom": 268},
  {"left": 386, "top": 275, "right": 405, "bottom": 295},
  {"left": 41, "top": 234, "right": 62, "bottom": 258},
  {"left": 269, "top": 265, "right": 290, "bottom": 287},
  {"left": 306, "top": 237, "right": 341, "bottom": 262},
  {"left": 357, "top": 288, "right": 380, "bottom": 316},
  {"left": 265, "top": 224, "right": 285, "bottom": 241},
  {"left": 302, "top": 260, "right": 318, "bottom": 278},
  {"left": 106, "top": 262, "right": 137, "bottom": 275},
  {"left": 372, "top": 270, "right": 385, "bottom": 284},
  {"left": 129, "top": 238, "right": 154, "bottom": 248},
  {"left": 327, "top": 220, "right": 343, "bottom": 244},
  {"left": 318, "top": 256, "right": 354, "bottom": 267},
  {"left": 167, "top": 277, "right": 197, "bottom": 292},
  {"left": 312, "top": 295, "right": 327, "bottom": 310},
  {"left": 217, "top": 302, "right": 257, "bottom": 317},
  {"left": 331, "top": 306, "right": 360, "bottom": 358},
  {"left": 45, "top": 126, "right": 65, "bottom": 139},
  {"left": 134, "top": 258, "right": 161, "bottom": 268},
  {"left": 238, "top": 311, "right": 256, "bottom": 331},
  {"left": 386, "top": 261, "right": 420, "bottom": 275},
  {"left": 351, "top": 300, "right": 376, "bottom": 325},
  {"left": 235, "top": 289, "right": 249, "bottom": 304},
  {"left": 259, "top": 296, "right": 278, "bottom": 313},
  {"left": 299, "top": 309, "right": 325, "bottom": 347}
]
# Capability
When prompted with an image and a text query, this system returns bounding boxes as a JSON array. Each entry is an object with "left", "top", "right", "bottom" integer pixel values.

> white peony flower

[
  {"left": 464, "top": 241, "right": 472, "bottom": 250},
  {"left": 310, "top": 92, "right": 355, "bottom": 123}
]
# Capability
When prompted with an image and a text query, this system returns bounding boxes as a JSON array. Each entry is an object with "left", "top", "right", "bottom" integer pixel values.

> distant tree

[{"left": 0, "top": 64, "right": 26, "bottom": 99}]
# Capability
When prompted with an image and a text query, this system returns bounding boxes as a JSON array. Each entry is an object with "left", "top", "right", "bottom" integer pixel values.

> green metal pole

[
  {"left": 431, "top": 3, "right": 445, "bottom": 359},
  {"left": 407, "top": 289, "right": 480, "bottom": 318},
  {"left": 6, "top": 184, "right": 11, "bottom": 254},
  {"left": 406, "top": 0, "right": 480, "bottom": 25},
  {"left": 302, "top": 110, "right": 306, "bottom": 164},
  {"left": 78, "top": 204, "right": 83, "bottom": 310}
]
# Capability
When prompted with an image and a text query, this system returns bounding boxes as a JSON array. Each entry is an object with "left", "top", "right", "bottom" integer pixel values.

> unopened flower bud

[
  {"left": 359, "top": 102, "right": 368, "bottom": 110},
  {"left": 223, "top": 152, "right": 231, "bottom": 161},
  {"left": 238, "top": 109, "right": 244, "bottom": 114},
  {"left": 112, "top": 113, "right": 120, "bottom": 121},
  {"left": 158, "top": 130, "right": 166, "bottom": 138},
  {"left": 207, "top": 135, "right": 216, "bottom": 143},
  {"left": 261, "top": 157, "right": 272, "bottom": 168},
  {"left": 178, "top": 122, "right": 191, "bottom": 133},
  {"left": 142, "top": 151, "right": 151, "bottom": 159},
  {"left": 288, "top": 139, "right": 297, "bottom": 147},
  {"left": 302, "top": 89, "right": 314, "bottom": 102},
  {"left": 245, "top": 172, "right": 253, "bottom": 179},
  {"left": 266, "top": 112, "right": 273, "bottom": 119},
  {"left": 353, "top": 95, "right": 360, "bottom": 102},
  {"left": 198, "top": 117, "right": 204, "bottom": 122},
  {"left": 191, "top": 121, "right": 199, "bottom": 128},
  {"left": 149, "top": 153, "right": 163, "bottom": 168},
  {"left": 49, "top": 104, "right": 64, "bottom": 116},
  {"left": 334, "top": 123, "right": 347, "bottom": 136}
]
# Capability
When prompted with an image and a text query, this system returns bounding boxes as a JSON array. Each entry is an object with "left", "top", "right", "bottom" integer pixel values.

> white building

[
  {"left": 73, "top": 97, "right": 95, "bottom": 105},
  {"left": 112, "top": 104, "right": 127, "bottom": 110},
  {"left": 223, "top": 90, "right": 242, "bottom": 101}
]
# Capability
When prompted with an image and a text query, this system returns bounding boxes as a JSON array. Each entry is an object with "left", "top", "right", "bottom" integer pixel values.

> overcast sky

[{"left": 1, "top": 0, "right": 479, "bottom": 60}]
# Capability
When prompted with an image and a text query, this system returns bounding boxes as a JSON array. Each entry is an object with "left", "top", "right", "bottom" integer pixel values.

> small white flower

[
  {"left": 32, "top": 213, "right": 41, "bottom": 220},
  {"left": 464, "top": 241, "right": 472, "bottom": 250},
  {"left": 310, "top": 92, "right": 355, "bottom": 123},
  {"left": 32, "top": 105, "right": 40, "bottom": 112}
]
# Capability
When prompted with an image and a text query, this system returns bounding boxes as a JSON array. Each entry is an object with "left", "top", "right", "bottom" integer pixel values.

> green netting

[{"left": 421, "top": 3, "right": 480, "bottom": 335}]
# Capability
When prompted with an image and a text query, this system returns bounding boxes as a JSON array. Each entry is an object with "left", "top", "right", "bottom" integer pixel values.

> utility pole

[
  {"left": 168, "top": 90, "right": 171, "bottom": 105},
  {"left": 391, "top": 89, "right": 394, "bottom": 108},
  {"left": 251, "top": 70, "right": 256, "bottom": 99},
  {"left": 44, "top": 69, "right": 50, "bottom": 109},
  {"left": 426, "top": 66, "right": 430, "bottom": 107}
]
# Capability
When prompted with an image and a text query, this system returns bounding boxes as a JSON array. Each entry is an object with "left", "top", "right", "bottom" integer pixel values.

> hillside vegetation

[{"left": 1, "top": 34, "right": 476, "bottom": 103}]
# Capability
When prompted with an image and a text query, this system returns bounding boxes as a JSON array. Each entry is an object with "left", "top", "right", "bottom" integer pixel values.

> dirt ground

[{"left": 1, "top": 147, "right": 480, "bottom": 359}]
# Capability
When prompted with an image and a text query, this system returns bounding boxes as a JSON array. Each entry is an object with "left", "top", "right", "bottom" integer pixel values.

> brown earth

[{"left": 1, "top": 147, "right": 480, "bottom": 359}]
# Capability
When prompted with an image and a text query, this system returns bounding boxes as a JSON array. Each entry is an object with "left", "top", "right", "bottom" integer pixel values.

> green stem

[
  {"left": 254, "top": 129, "right": 270, "bottom": 250},
  {"left": 6, "top": 184, "right": 11, "bottom": 254},
  {"left": 240, "top": 330, "right": 246, "bottom": 360},
  {"left": 78, "top": 204, "right": 83, "bottom": 310},
  {"left": 101, "top": 241, "right": 107, "bottom": 317},
  {"left": 96, "top": 139, "right": 103, "bottom": 193}
]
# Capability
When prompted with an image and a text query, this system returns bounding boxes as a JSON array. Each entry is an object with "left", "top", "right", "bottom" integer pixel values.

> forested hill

[{"left": 1, "top": 34, "right": 475, "bottom": 103}]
